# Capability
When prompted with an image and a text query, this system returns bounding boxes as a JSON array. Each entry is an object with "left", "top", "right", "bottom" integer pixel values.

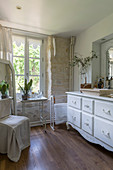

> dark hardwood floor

[{"left": 0, "top": 124, "right": 113, "bottom": 170}]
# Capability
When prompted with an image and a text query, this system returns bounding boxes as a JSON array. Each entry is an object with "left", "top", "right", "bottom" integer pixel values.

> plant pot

[
  {"left": 2, "top": 94, "right": 8, "bottom": 99},
  {"left": 22, "top": 94, "right": 28, "bottom": 100}
]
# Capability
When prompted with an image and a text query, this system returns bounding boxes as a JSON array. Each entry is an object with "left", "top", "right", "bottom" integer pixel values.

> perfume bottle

[{"left": 98, "top": 78, "right": 103, "bottom": 89}]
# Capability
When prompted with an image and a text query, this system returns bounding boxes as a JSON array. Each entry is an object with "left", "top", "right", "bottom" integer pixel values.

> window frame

[{"left": 12, "top": 33, "right": 45, "bottom": 95}]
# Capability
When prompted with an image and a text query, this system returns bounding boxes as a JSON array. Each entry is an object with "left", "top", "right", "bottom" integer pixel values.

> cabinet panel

[
  {"left": 95, "top": 100, "right": 113, "bottom": 121},
  {"left": 68, "top": 95, "right": 81, "bottom": 110},
  {"left": 82, "top": 112, "right": 94, "bottom": 135},
  {"left": 67, "top": 93, "right": 113, "bottom": 151},
  {"left": 67, "top": 107, "right": 81, "bottom": 128},
  {"left": 94, "top": 117, "right": 113, "bottom": 147},
  {"left": 82, "top": 98, "right": 94, "bottom": 114}
]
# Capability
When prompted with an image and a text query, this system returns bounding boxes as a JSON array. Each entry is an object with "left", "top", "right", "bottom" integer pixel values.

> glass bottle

[{"left": 105, "top": 77, "right": 109, "bottom": 89}]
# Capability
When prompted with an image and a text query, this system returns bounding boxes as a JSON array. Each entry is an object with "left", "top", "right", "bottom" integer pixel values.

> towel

[{"left": 54, "top": 103, "right": 67, "bottom": 125}]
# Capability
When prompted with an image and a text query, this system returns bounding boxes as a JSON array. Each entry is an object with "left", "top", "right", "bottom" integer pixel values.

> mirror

[
  {"left": 0, "top": 59, "right": 16, "bottom": 114},
  {"left": 106, "top": 47, "right": 113, "bottom": 78},
  {"left": 92, "top": 34, "right": 113, "bottom": 87}
]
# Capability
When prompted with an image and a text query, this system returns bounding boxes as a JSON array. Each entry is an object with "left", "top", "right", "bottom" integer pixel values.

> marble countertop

[
  {"left": 0, "top": 97, "right": 13, "bottom": 101},
  {"left": 21, "top": 96, "right": 47, "bottom": 103},
  {"left": 66, "top": 91, "right": 113, "bottom": 102},
  {"left": 80, "top": 88, "right": 113, "bottom": 92}
]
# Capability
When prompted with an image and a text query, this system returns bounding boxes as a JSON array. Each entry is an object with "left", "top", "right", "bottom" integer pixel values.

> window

[{"left": 12, "top": 35, "right": 43, "bottom": 94}]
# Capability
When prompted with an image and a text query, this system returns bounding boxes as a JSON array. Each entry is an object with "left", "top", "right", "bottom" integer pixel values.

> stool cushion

[{"left": 54, "top": 103, "right": 67, "bottom": 125}]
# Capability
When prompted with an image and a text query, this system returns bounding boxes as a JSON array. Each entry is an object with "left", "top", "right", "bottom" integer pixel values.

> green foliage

[
  {"left": 29, "top": 44, "right": 40, "bottom": 58},
  {"left": 1, "top": 85, "right": 7, "bottom": 95},
  {"left": 29, "top": 58, "right": 40, "bottom": 75},
  {"left": 13, "top": 42, "right": 40, "bottom": 93},
  {"left": 18, "top": 79, "right": 33, "bottom": 95},
  {"left": 70, "top": 51, "right": 98, "bottom": 74},
  {"left": 0, "top": 81, "right": 9, "bottom": 95},
  {"left": 13, "top": 57, "right": 24, "bottom": 75},
  {"left": 13, "top": 42, "right": 24, "bottom": 56}
]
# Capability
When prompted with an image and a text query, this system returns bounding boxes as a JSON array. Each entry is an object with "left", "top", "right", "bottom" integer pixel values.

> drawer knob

[
  {"left": 84, "top": 122, "right": 89, "bottom": 126},
  {"left": 72, "top": 116, "right": 76, "bottom": 121},
  {"left": 72, "top": 101, "right": 76, "bottom": 105},
  {"left": 84, "top": 105, "right": 90, "bottom": 108},
  {"left": 101, "top": 130, "right": 111, "bottom": 139},
  {"left": 103, "top": 109, "right": 111, "bottom": 115}
]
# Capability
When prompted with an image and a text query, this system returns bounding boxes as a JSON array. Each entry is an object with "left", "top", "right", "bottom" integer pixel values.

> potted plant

[
  {"left": 70, "top": 51, "right": 98, "bottom": 84},
  {"left": 70, "top": 51, "right": 98, "bottom": 75},
  {"left": 0, "top": 80, "right": 9, "bottom": 99},
  {"left": 19, "top": 79, "right": 33, "bottom": 100}
]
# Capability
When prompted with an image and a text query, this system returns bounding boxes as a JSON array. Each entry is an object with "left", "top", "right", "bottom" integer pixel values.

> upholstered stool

[{"left": 0, "top": 98, "right": 30, "bottom": 162}]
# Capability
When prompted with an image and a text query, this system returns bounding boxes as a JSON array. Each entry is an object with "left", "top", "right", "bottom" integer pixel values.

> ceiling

[{"left": 1, "top": 0, "right": 113, "bottom": 37}]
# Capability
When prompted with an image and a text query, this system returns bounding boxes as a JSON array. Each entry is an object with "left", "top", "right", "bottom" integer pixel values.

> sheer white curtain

[
  {"left": 0, "top": 24, "right": 16, "bottom": 114},
  {"left": 0, "top": 24, "right": 12, "bottom": 63}
]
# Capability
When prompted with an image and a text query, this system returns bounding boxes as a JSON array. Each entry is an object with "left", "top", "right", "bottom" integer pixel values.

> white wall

[{"left": 74, "top": 12, "right": 113, "bottom": 90}]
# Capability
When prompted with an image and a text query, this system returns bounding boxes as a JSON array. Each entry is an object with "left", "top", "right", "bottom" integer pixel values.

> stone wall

[
  {"left": 17, "top": 36, "right": 70, "bottom": 126},
  {"left": 51, "top": 37, "right": 70, "bottom": 96}
]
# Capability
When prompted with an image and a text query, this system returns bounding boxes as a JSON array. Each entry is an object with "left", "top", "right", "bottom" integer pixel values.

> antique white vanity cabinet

[{"left": 66, "top": 92, "right": 113, "bottom": 151}]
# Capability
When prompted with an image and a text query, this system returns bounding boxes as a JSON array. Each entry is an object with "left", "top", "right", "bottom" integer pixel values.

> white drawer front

[
  {"left": 67, "top": 107, "right": 73, "bottom": 123},
  {"left": 68, "top": 95, "right": 81, "bottom": 110},
  {"left": 67, "top": 107, "right": 81, "bottom": 128},
  {"left": 95, "top": 100, "right": 113, "bottom": 121},
  {"left": 82, "top": 112, "right": 93, "bottom": 135},
  {"left": 94, "top": 117, "right": 113, "bottom": 147},
  {"left": 82, "top": 98, "right": 93, "bottom": 114}
]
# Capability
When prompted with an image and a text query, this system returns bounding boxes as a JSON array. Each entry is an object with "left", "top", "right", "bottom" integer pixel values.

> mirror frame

[
  {"left": 0, "top": 58, "right": 16, "bottom": 115},
  {"left": 106, "top": 47, "right": 113, "bottom": 78}
]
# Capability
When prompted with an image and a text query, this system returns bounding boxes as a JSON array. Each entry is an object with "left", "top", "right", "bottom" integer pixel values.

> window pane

[
  {"left": 13, "top": 36, "right": 25, "bottom": 56},
  {"left": 13, "top": 57, "right": 24, "bottom": 75},
  {"left": 15, "top": 76, "right": 24, "bottom": 93},
  {"left": 29, "top": 58, "right": 40, "bottom": 75},
  {"left": 29, "top": 76, "right": 40, "bottom": 93},
  {"left": 29, "top": 40, "right": 40, "bottom": 58}
]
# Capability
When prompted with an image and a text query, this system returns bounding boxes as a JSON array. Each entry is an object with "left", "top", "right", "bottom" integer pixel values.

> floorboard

[{"left": 0, "top": 125, "right": 113, "bottom": 170}]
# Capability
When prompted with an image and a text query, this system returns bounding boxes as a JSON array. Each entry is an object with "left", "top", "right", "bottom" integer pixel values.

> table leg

[
  {"left": 22, "top": 103, "right": 25, "bottom": 115},
  {"left": 40, "top": 101, "right": 43, "bottom": 126}
]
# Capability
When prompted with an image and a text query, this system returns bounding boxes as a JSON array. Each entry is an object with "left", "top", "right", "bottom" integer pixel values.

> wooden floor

[{"left": 1, "top": 125, "right": 113, "bottom": 170}]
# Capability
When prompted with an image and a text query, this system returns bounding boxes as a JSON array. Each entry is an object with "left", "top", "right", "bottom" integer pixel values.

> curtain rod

[{"left": 3, "top": 25, "right": 50, "bottom": 37}]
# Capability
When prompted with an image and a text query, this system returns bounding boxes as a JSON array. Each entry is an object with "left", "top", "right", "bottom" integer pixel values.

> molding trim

[{"left": 0, "top": 20, "right": 56, "bottom": 36}]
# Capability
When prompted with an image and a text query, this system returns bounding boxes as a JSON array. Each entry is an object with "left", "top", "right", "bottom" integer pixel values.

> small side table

[{"left": 21, "top": 97, "right": 47, "bottom": 132}]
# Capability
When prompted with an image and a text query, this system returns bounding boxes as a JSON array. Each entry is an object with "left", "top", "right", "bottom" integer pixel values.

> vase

[
  {"left": 85, "top": 76, "right": 87, "bottom": 84},
  {"left": 22, "top": 94, "right": 28, "bottom": 100},
  {"left": 2, "top": 94, "right": 8, "bottom": 99}
]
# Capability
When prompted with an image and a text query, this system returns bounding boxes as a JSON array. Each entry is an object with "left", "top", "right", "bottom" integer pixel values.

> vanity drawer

[
  {"left": 94, "top": 117, "right": 113, "bottom": 147},
  {"left": 82, "top": 112, "right": 94, "bottom": 135},
  {"left": 68, "top": 95, "right": 81, "bottom": 110},
  {"left": 82, "top": 98, "right": 94, "bottom": 114},
  {"left": 95, "top": 100, "right": 113, "bottom": 121},
  {"left": 67, "top": 107, "right": 81, "bottom": 128}
]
